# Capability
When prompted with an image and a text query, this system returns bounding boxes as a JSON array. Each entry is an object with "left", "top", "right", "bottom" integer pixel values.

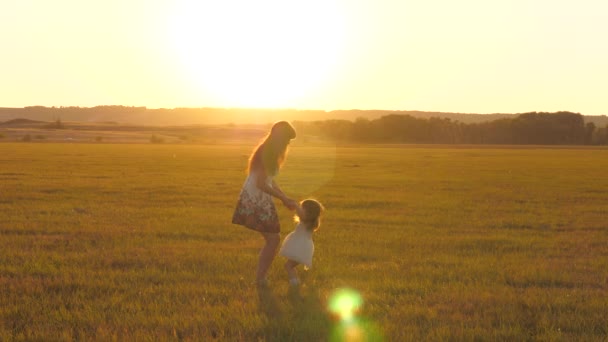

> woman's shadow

[
  {"left": 255, "top": 283, "right": 326, "bottom": 317},
  {"left": 256, "top": 285, "right": 282, "bottom": 318},
  {"left": 257, "top": 282, "right": 331, "bottom": 340},
  {"left": 287, "top": 282, "right": 329, "bottom": 321}
]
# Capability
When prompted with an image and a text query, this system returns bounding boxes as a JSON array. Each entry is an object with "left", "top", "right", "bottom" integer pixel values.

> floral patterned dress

[{"left": 232, "top": 171, "right": 280, "bottom": 233}]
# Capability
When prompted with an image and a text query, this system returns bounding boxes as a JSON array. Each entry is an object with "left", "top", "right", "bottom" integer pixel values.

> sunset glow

[
  {"left": 2, "top": 0, "right": 608, "bottom": 114},
  {"left": 168, "top": 0, "right": 346, "bottom": 108}
]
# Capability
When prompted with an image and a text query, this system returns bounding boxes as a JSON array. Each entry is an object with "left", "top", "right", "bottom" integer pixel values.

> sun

[{"left": 168, "top": 0, "right": 345, "bottom": 108}]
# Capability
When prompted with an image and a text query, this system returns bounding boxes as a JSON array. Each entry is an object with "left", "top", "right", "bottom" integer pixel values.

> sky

[{"left": 2, "top": 0, "right": 608, "bottom": 115}]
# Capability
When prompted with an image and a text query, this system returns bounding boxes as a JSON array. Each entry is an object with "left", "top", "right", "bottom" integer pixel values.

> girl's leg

[
  {"left": 284, "top": 260, "right": 300, "bottom": 285},
  {"left": 256, "top": 232, "right": 280, "bottom": 283}
]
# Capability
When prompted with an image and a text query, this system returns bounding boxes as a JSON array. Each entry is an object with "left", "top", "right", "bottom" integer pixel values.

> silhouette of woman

[{"left": 232, "top": 121, "right": 297, "bottom": 285}]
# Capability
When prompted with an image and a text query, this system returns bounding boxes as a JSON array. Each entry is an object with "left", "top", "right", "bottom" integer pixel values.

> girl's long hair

[{"left": 248, "top": 121, "right": 296, "bottom": 176}]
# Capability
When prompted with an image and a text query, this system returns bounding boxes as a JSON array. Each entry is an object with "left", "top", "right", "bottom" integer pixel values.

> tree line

[{"left": 293, "top": 112, "right": 608, "bottom": 145}]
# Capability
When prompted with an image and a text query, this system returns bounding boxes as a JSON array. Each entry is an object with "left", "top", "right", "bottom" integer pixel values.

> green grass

[{"left": 1, "top": 143, "right": 607, "bottom": 341}]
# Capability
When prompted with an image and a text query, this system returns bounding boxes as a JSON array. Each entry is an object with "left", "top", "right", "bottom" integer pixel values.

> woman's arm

[
  {"left": 276, "top": 184, "right": 298, "bottom": 210},
  {"left": 271, "top": 179, "right": 287, "bottom": 198},
  {"left": 294, "top": 202, "right": 305, "bottom": 218},
  {"left": 255, "top": 170, "right": 296, "bottom": 209},
  {"left": 254, "top": 168, "right": 283, "bottom": 199}
]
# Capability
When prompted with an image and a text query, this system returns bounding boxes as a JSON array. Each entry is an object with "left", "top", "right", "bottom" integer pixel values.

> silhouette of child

[{"left": 279, "top": 199, "right": 324, "bottom": 286}]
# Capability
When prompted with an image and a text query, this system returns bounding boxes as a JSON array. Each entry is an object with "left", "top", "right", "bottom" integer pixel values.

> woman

[{"left": 232, "top": 121, "right": 298, "bottom": 285}]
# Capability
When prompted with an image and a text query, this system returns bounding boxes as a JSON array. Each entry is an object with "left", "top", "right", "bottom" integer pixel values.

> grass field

[{"left": 1, "top": 142, "right": 607, "bottom": 341}]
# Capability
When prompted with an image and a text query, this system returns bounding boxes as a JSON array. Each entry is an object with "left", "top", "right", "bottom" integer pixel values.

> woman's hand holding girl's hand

[
  {"left": 288, "top": 199, "right": 299, "bottom": 211},
  {"left": 282, "top": 197, "right": 298, "bottom": 210}
]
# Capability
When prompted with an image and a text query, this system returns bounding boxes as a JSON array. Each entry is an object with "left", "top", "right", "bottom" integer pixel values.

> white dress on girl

[{"left": 279, "top": 222, "right": 314, "bottom": 269}]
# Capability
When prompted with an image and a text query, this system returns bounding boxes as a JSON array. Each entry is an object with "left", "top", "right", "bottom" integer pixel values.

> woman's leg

[{"left": 256, "top": 232, "right": 280, "bottom": 282}]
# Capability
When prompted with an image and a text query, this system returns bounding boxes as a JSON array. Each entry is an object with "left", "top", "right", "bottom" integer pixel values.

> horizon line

[{"left": 1, "top": 106, "right": 604, "bottom": 116}]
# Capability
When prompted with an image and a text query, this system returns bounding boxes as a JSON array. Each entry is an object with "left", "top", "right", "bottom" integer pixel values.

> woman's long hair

[{"left": 248, "top": 121, "right": 296, "bottom": 176}]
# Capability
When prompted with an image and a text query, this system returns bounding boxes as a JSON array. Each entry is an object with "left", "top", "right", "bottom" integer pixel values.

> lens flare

[
  {"left": 328, "top": 288, "right": 363, "bottom": 323},
  {"left": 328, "top": 288, "right": 384, "bottom": 341},
  {"left": 330, "top": 318, "right": 383, "bottom": 342}
]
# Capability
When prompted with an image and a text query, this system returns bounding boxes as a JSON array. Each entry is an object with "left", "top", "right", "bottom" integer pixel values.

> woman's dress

[{"left": 232, "top": 172, "right": 280, "bottom": 233}]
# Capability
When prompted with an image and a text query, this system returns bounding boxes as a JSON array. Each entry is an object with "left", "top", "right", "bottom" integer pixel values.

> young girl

[{"left": 279, "top": 199, "right": 324, "bottom": 286}]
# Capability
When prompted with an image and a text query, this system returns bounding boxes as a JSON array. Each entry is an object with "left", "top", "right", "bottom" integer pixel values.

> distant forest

[
  {"left": 1, "top": 106, "right": 608, "bottom": 145},
  {"left": 294, "top": 112, "right": 608, "bottom": 145},
  {"left": 0, "top": 105, "right": 523, "bottom": 125}
]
